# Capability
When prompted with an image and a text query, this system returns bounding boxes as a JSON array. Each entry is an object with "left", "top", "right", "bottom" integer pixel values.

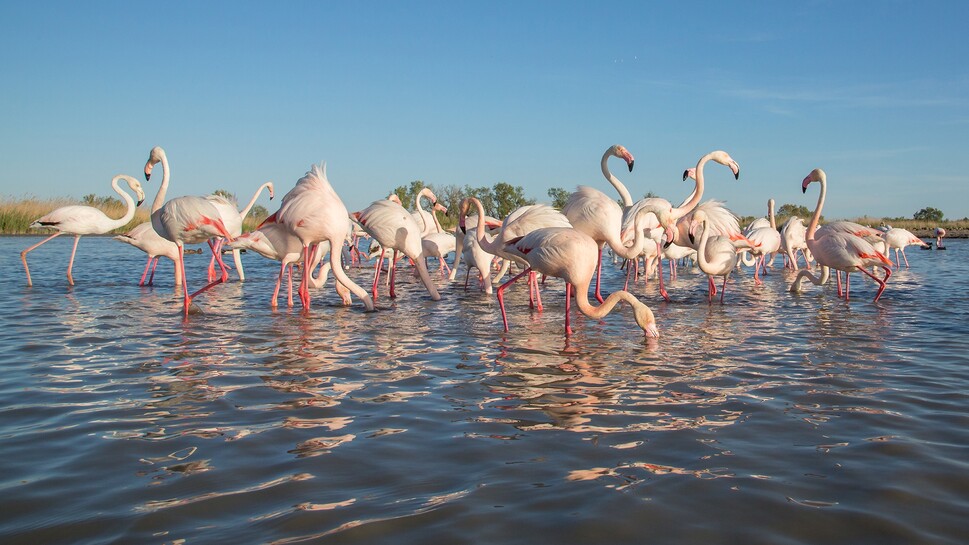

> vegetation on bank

[{"left": 2, "top": 188, "right": 964, "bottom": 237}]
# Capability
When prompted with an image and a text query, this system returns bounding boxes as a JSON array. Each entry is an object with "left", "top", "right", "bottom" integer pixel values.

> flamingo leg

[
  {"left": 593, "top": 247, "right": 605, "bottom": 304},
  {"left": 720, "top": 274, "right": 730, "bottom": 304},
  {"left": 298, "top": 245, "right": 312, "bottom": 309},
  {"left": 189, "top": 243, "right": 230, "bottom": 301},
  {"left": 389, "top": 250, "right": 398, "bottom": 298},
  {"left": 856, "top": 265, "right": 892, "bottom": 302},
  {"left": 708, "top": 276, "right": 716, "bottom": 303},
  {"left": 656, "top": 243, "right": 670, "bottom": 302},
  {"left": 531, "top": 272, "right": 543, "bottom": 311},
  {"left": 147, "top": 257, "right": 160, "bottom": 286},
  {"left": 139, "top": 256, "right": 153, "bottom": 286},
  {"left": 496, "top": 267, "right": 531, "bottom": 331},
  {"left": 272, "top": 261, "right": 286, "bottom": 308},
  {"left": 21, "top": 232, "right": 63, "bottom": 287},
  {"left": 372, "top": 249, "right": 385, "bottom": 300},
  {"left": 901, "top": 248, "right": 910, "bottom": 268},
  {"left": 65, "top": 234, "right": 82, "bottom": 286},
  {"left": 178, "top": 244, "right": 191, "bottom": 317},
  {"left": 564, "top": 283, "right": 574, "bottom": 337},
  {"left": 287, "top": 264, "right": 295, "bottom": 307}
]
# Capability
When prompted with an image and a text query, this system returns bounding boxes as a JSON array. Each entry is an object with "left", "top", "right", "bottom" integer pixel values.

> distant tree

[
  {"left": 462, "top": 185, "right": 496, "bottom": 217},
  {"left": 391, "top": 180, "right": 426, "bottom": 210},
  {"left": 547, "top": 187, "right": 570, "bottom": 210},
  {"left": 492, "top": 182, "right": 534, "bottom": 218},
  {"left": 913, "top": 207, "right": 944, "bottom": 222},
  {"left": 434, "top": 184, "right": 464, "bottom": 230},
  {"left": 777, "top": 203, "right": 810, "bottom": 218},
  {"left": 212, "top": 188, "right": 237, "bottom": 203},
  {"left": 248, "top": 204, "right": 269, "bottom": 221},
  {"left": 82, "top": 193, "right": 121, "bottom": 208}
]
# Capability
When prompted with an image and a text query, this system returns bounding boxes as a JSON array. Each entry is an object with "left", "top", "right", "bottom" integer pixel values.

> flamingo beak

[
  {"left": 734, "top": 168, "right": 740, "bottom": 180},
  {"left": 682, "top": 170, "right": 689, "bottom": 181},
  {"left": 628, "top": 159, "right": 634, "bottom": 172},
  {"left": 688, "top": 232, "right": 695, "bottom": 245},
  {"left": 137, "top": 198, "right": 145, "bottom": 207},
  {"left": 144, "top": 165, "right": 153, "bottom": 182},
  {"left": 459, "top": 217, "right": 466, "bottom": 234}
]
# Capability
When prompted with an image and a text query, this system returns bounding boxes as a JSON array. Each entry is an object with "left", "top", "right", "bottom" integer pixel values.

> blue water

[{"left": 1, "top": 236, "right": 967, "bottom": 544}]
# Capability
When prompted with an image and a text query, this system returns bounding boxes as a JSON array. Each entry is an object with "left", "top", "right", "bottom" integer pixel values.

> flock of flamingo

[{"left": 20, "top": 145, "right": 946, "bottom": 338}]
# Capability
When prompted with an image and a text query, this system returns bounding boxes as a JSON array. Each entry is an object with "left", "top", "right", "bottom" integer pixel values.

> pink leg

[
  {"left": 720, "top": 275, "right": 729, "bottom": 304},
  {"left": 708, "top": 276, "right": 716, "bottom": 303},
  {"left": 298, "top": 245, "right": 312, "bottom": 309},
  {"left": 178, "top": 245, "right": 191, "bottom": 317},
  {"left": 836, "top": 271, "right": 844, "bottom": 297},
  {"left": 372, "top": 249, "right": 385, "bottom": 300},
  {"left": 189, "top": 243, "right": 230, "bottom": 302},
  {"left": 656, "top": 242, "right": 670, "bottom": 302},
  {"left": 147, "top": 257, "right": 160, "bottom": 286},
  {"left": 594, "top": 248, "right": 604, "bottom": 304},
  {"left": 66, "top": 235, "right": 81, "bottom": 286},
  {"left": 564, "top": 283, "right": 574, "bottom": 336},
  {"left": 901, "top": 248, "right": 910, "bottom": 268},
  {"left": 272, "top": 261, "right": 285, "bottom": 308},
  {"left": 21, "top": 232, "right": 64, "bottom": 287},
  {"left": 287, "top": 264, "right": 294, "bottom": 307},
  {"left": 139, "top": 256, "right": 153, "bottom": 286},
  {"left": 858, "top": 266, "right": 892, "bottom": 302},
  {"left": 389, "top": 250, "right": 398, "bottom": 298},
  {"left": 496, "top": 267, "right": 531, "bottom": 331}
]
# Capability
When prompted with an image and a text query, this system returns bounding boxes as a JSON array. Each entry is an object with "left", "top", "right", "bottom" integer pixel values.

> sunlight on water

[{"left": 0, "top": 237, "right": 967, "bottom": 544}]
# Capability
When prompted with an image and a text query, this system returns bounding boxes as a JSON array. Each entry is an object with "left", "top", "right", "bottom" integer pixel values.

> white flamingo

[
  {"left": 22, "top": 174, "right": 146, "bottom": 286},
  {"left": 740, "top": 198, "right": 782, "bottom": 284},
  {"left": 884, "top": 227, "right": 929, "bottom": 267},
  {"left": 205, "top": 182, "right": 274, "bottom": 282}
]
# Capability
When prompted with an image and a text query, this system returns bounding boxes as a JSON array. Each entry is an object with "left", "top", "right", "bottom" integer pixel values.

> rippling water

[{"left": 1, "top": 236, "right": 967, "bottom": 544}]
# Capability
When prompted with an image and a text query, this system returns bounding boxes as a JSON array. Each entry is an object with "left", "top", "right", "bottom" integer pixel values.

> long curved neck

[
  {"left": 673, "top": 153, "right": 710, "bottom": 218},
  {"left": 150, "top": 151, "right": 171, "bottom": 213},
  {"left": 611, "top": 209, "right": 652, "bottom": 259},
  {"left": 768, "top": 199, "right": 777, "bottom": 230},
  {"left": 574, "top": 283, "right": 643, "bottom": 320},
  {"left": 806, "top": 175, "right": 826, "bottom": 241},
  {"left": 602, "top": 149, "right": 633, "bottom": 207},
  {"left": 109, "top": 177, "right": 139, "bottom": 229},
  {"left": 467, "top": 197, "right": 502, "bottom": 255},
  {"left": 695, "top": 219, "right": 713, "bottom": 271},
  {"left": 240, "top": 182, "right": 273, "bottom": 218},
  {"left": 414, "top": 189, "right": 431, "bottom": 232}
]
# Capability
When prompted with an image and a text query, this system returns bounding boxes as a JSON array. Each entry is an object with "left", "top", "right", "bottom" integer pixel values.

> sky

[{"left": 1, "top": 1, "right": 967, "bottom": 220}]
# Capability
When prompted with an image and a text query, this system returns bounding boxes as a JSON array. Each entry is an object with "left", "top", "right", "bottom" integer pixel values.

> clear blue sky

[{"left": 1, "top": 1, "right": 966, "bottom": 220}]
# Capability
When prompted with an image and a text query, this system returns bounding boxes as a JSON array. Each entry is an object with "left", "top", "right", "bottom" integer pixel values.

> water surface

[{"left": 1, "top": 237, "right": 967, "bottom": 544}]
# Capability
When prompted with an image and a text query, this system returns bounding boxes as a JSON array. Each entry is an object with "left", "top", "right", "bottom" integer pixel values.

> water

[{"left": 1, "top": 236, "right": 967, "bottom": 544}]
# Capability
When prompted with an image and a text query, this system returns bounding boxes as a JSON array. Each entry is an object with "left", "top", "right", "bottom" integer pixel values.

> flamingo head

[
  {"left": 433, "top": 202, "right": 448, "bottom": 214},
  {"left": 688, "top": 210, "right": 708, "bottom": 244},
  {"left": 612, "top": 144, "right": 635, "bottom": 172},
  {"left": 682, "top": 168, "right": 696, "bottom": 182},
  {"left": 116, "top": 175, "right": 146, "bottom": 206},
  {"left": 457, "top": 198, "right": 473, "bottom": 233},
  {"left": 387, "top": 194, "right": 402, "bottom": 205},
  {"left": 144, "top": 146, "right": 164, "bottom": 181},
  {"left": 710, "top": 151, "right": 740, "bottom": 180},
  {"left": 267, "top": 182, "right": 275, "bottom": 200},
  {"left": 802, "top": 168, "right": 825, "bottom": 193},
  {"left": 634, "top": 304, "right": 660, "bottom": 338}
]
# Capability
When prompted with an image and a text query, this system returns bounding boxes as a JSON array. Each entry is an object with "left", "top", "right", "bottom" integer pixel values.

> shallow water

[{"left": 1, "top": 236, "right": 967, "bottom": 544}]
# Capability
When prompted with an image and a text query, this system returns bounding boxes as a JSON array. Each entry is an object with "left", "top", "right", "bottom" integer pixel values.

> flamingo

[
  {"left": 510, "top": 227, "right": 660, "bottom": 338},
  {"left": 740, "top": 198, "right": 782, "bottom": 284},
  {"left": 411, "top": 187, "right": 448, "bottom": 236},
  {"left": 790, "top": 168, "right": 893, "bottom": 302},
  {"left": 563, "top": 145, "right": 636, "bottom": 302},
  {"left": 884, "top": 227, "right": 929, "bottom": 267},
  {"left": 353, "top": 196, "right": 441, "bottom": 302},
  {"left": 935, "top": 227, "right": 946, "bottom": 249},
  {"left": 780, "top": 216, "right": 810, "bottom": 270},
  {"left": 689, "top": 209, "right": 750, "bottom": 303},
  {"left": 205, "top": 182, "right": 275, "bottom": 282},
  {"left": 230, "top": 224, "right": 350, "bottom": 307},
  {"left": 422, "top": 232, "right": 456, "bottom": 276},
  {"left": 22, "top": 174, "right": 146, "bottom": 286},
  {"left": 264, "top": 163, "right": 373, "bottom": 311},
  {"left": 115, "top": 145, "right": 181, "bottom": 286}
]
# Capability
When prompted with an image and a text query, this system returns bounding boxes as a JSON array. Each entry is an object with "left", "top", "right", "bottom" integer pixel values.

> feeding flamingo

[
  {"left": 790, "top": 168, "right": 893, "bottom": 302},
  {"left": 740, "top": 198, "right": 782, "bottom": 284},
  {"left": 205, "top": 181, "right": 274, "bottom": 282},
  {"left": 22, "top": 174, "right": 146, "bottom": 287},
  {"left": 689, "top": 209, "right": 751, "bottom": 303},
  {"left": 884, "top": 227, "right": 929, "bottom": 267}
]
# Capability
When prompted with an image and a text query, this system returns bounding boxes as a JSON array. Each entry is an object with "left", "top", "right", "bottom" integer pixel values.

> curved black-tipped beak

[
  {"left": 628, "top": 160, "right": 634, "bottom": 173},
  {"left": 144, "top": 172, "right": 151, "bottom": 182},
  {"left": 689, "top": 233, "right": 695, "bottom": 245},
  {"left": 137, "top": 198, "right": 145, "bottom": 207},
  {"left": 664, "top": 239, "right": 672, "bottom": 248},
  {"left": 734, "top": 169, "right": 740, "bottom": 180},
  {"left": 802, "top": 186, "right": 807, "bottom": 194},
  {"left": 682, "top": 170, "right": 689, "bottom": 181}
]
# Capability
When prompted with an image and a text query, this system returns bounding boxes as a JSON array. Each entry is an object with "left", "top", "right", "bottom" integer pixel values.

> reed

[{"left": 0, "top": 197, "right": 151, "bottom": 235}]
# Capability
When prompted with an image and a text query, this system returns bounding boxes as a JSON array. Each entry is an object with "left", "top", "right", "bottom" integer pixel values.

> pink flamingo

[
  {"left": 22, "top": 174, "right": 146, "bottom": 286},
  {"left": 935, "top": 227, "right": 946, "bottom": 249},
  {"left": 205, "top": 181, "right": 275, "bottom": 282},
  {"left": 689, "top": 209, "right": 750, "bottom": 303},
  {"left": 884, "top": 227, "right": 929, "bottom": 267},
  {"left": 779, "top": 216, "right": 810, "bottom": 270},
  {"left": 563, "top": 145, "right": 636, "bottom": 302},
  {"left": 411, "top": 187, "right": 448, "bottom": 236},
  {"left": 740, "top": 198, "right": 782, "bottom": 284},
  {"left": 790, "top": 168, "right": 893, "bottom": 302},
  {"left": 266, "top": 163, "right": 374, "bottom": 311},
  {"left": 510, "top": 226, "right": 660, "bottom": 338},
  {"left": 353, "top": 196, "right": 441, "bottom": 302},
  {"left": 115, "top": 146, "right": 181, "bottom": 286}
]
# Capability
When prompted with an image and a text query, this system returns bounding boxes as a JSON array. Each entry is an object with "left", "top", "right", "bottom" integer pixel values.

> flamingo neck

[
  {"left": 695, "top": 218, "right": 713, "bottom": 271},
  {"left": 602, "top": 149, "right": 633, "bottom": 207},
  {"left": 673, "top": 152, "right": 710, "bottom": 218},
  {"left": 151, "top": 151, "right": 171, "bottom": 213},
  {"left": 768, "top": 199, "right": 777, "bottom": 230},
  {"left": 466, "top": 197, "right": 502, "bottom": 255},
  {"left": 110, "top": 176, "right": 139, "bottom": 230},
  {"left": 574, "top": 283, "right": 640, "bottom": 320},
  {"left": 806, "top": 174, "right": 826, "bottom": 241},
  {"left": 240, "top": 182, "right": 273, "bottom": 219}
]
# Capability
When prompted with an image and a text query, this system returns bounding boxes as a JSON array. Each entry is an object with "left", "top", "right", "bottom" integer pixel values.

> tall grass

[{"left": 0, "top": 197, "right": 150, "bottom": 235}]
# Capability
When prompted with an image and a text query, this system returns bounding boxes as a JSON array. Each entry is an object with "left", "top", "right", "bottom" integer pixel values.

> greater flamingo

[
  {"left": 510, "top": 227, "right": 660, "bottom": 337},
  {"left": 22, "top": 174, "right": 146, "bottom": 286},
  {"left": 262, "top": 164, "right": 373, "bottom": 310},
  {"left": 411, "top": 187, "right": 448, "bottom": 236},
  {"left": 884, "top": 227, "right": 929, "bottom": 267},
  {"left": 740, "top": 198, "right": 782, "bottom": 284},
  {"left": 116, "top": 145, "right": 180, "bottom": 286},
  {"left": 689, "top": 209, "right": 750, "bottom": 303},
  {"left": 790, "top": 168, "right": 893, "bottom": 302},
  {"left": 353, "top": 196, "right": 441, "bottom": 302},
  {"left": 779, "top": 216, "right": 810, "bottom": 270},
  {"left": 935, "top": 227, "right": 946, "bottom": 249},
  {"left": 205, "top": 181, "right": 274, "bottom": 282}
]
